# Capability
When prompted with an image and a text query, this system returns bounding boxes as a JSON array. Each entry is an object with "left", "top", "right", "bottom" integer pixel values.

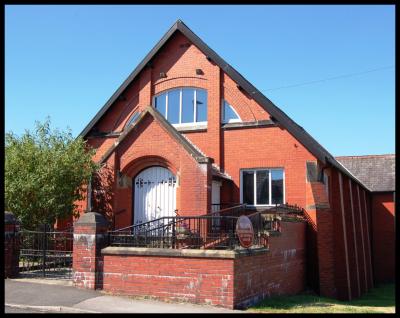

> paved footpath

[{"left": 5, "top": 278, "right": 240, "bottom": 313}]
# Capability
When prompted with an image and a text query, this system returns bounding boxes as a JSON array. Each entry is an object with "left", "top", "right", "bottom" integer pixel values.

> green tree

[{"left": 5, "top": 118, "right": 99, "bottom": 229}]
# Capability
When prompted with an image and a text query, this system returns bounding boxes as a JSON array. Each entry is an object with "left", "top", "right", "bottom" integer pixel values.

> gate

[{"left": 19, "top": 224, "right": 73, "bottom": 279}]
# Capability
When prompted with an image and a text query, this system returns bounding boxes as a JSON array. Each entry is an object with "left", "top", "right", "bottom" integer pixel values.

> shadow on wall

[
  {"left": 303, "top": 208, "right": 320, "bottom": 295},
  {"left": 371, "top": 193, "right": 395, "bottom": 284},
  {"left": 91, "top": 163, "right": 115, "bottom": 228}
]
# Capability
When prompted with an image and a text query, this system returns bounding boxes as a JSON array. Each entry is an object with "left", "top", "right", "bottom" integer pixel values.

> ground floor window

[{"left": 240, "top": 168, "right": 284, "bottom": 206}]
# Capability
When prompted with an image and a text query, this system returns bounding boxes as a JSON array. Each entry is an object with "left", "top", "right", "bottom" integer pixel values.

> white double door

[{"left": 133, "top": 166, "right": 177, "bottom": 224}]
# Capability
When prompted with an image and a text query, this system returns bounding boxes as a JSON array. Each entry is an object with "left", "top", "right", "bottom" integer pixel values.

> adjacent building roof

[
  {"left": 336, "top": 155, "right": 395, "bottom": 192},
  {"left": 80, "top": 19, "right": 370, "bottom": 191}
]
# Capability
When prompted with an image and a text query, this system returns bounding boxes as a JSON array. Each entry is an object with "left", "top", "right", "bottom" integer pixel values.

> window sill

[
  {"left": 244, "top": 205, "right": 283, "bottom": 211},
  {"left": 222, "top": 120, "right": 276, "bottom": 130},
  {"left": 174, "top": 124, "right": 208, "bottom": 132}
]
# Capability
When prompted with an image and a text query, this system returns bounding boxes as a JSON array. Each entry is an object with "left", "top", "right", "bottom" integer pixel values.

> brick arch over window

[
  {"left": 121, "top": 155, "right": 179, "bottom": 179},
  {"left": 153, "top": 77, "right": 208, "bottom": 95}
]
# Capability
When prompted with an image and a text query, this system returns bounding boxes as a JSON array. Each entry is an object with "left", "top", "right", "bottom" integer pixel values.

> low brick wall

[
  {"left": 100, "top": 220, "right": 306, "bottom": 309},
  {"left": 234, "top": 221, "right": 306, "bottom": 308},
  {"left": 101, "top": 249, "right": 237, "bottom": 308}
]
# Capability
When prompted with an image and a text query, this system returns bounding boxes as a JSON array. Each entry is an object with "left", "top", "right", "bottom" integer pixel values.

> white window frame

[
  {"left": 153, "top": 87, "right": 208, "bottom": 128},
  {"left": 221, "top": 99, "right": 241, "bottom": 124},
  {"left": 239, "top": 168, "right": 285, "bottom": 206}
]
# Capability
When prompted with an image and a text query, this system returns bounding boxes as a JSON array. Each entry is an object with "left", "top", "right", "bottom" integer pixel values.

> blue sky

[{"left": 5, "top": 5, "right": 395, "bottom": 156}]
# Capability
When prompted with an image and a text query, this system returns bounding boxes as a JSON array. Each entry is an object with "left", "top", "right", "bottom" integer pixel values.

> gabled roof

[
  {"left": 99, "top": 106, "right": 211, "bottom": 165},
  {"left": 81, "top": 19, "right": 370, "bottom": 191},
  {"left": 336, "top": 154, "right": 395, "bottom": 192}
]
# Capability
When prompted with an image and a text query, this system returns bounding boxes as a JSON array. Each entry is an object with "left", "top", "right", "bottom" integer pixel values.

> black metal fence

[
  {"left": 107, "top": 203, "right": 303, "bottom": 250},
  {"left": 109, "top": 215, "right": 243, "bottom": 249},
  {"left": 19, "top": 225, "right": 73, "bottom": 279}
]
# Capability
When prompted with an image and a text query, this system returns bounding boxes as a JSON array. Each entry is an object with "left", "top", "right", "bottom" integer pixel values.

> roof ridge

[{"left": 336, "top": 154, "right": 395, "bottom": 158}]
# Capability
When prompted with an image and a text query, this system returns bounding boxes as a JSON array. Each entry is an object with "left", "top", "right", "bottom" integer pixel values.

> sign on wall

[{"left": 236, "top": 215, "right": 254, "bottom": 248}]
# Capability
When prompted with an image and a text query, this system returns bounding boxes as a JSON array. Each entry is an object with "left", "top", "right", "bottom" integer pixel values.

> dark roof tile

[{"left": 335, "top": 155, "right": 395, "bottom": 192}]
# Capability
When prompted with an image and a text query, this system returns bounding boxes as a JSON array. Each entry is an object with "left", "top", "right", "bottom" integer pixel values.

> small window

[
  {"left": 241, "top": 168, "right": 285, "bottom": 206},
  {"left": 125, "top": 111, "right": 141, "bottom": 128},
  {"left": 153, "top": 88, "right": 208, "bottom": 126},
  {"left": 222, "top": 100, "right": 241, "bottom": 123}
]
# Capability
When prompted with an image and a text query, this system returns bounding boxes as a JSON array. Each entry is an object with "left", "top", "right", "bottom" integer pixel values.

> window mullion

[
  {"left": 194, "top": 90, "right": 197, "bottom": 123},
  {"left": 165, "top": 92, "right": 168, "bottom": 120},
  {"left": 179, "top": 88, "right": 182, "bottom": 124},
  {"left": 254, "top": 171, "right": 257, "bottom": 206},
  {"left": 269, "top": 170, "right": 272, "bottom": 205}
]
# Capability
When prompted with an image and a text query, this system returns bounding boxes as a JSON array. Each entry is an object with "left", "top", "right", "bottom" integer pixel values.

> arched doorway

[{"left": 133, "top": 166, "right": 177, "bottom": 224}]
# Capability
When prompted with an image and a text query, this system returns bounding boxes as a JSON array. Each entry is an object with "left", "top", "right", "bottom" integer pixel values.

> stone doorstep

[{"left": 101, "top": 246, "right": 269, "bottom": 258}]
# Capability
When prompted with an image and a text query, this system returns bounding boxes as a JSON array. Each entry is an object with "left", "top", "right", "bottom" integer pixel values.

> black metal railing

[
  {"left": 106, "top": 203, "right": 305, "bottom": 250},
  {"left": 19, "top": 225, "right": 74, "bottom": 279},
  {"left": 109, "top": 215, "right": 241, "bottom": 249}
]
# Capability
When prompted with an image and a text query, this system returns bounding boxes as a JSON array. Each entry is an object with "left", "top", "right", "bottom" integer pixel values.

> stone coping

[{"left": 101, "top": 246, "right": 269, "bottom": 259}]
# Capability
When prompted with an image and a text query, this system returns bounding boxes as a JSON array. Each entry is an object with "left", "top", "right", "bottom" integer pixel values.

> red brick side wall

[
  {"left": 371, "top": 192, "right": 395, "bottom": 284},
  {"left": 330, "top": 169, "right": 351, "bottom": 300},
  {"left": 316, "top": 208, "right": 336, "bottom": 298},
  {"left": 101, "top": 220, "right": 306, "bottom": 309},
  {"left": 316, "top": 168, "right": 375, "bottom": 301}
]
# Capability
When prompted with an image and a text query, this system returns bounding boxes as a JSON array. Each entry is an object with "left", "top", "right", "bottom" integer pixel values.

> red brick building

[{"left": 72, "top": 20, "right": 394, "bottom": 307}]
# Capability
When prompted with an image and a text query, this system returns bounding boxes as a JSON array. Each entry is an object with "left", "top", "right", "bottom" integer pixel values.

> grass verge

[{"left": 247, "top": 283, "right": 395, "bottom": 313}]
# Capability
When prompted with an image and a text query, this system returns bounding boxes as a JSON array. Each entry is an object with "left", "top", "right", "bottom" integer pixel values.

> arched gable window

[
  {"left": 222, "top": 100, "right": 241, "bottom": 123},
  {"left": 153, "top": 88, "right": 207, "bottom": 126},
  {"left": 125, "top": 111, "right": 141, "bottom": 128}
]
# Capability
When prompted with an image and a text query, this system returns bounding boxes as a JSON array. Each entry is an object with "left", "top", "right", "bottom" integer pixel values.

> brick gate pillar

[
  {"left": 4, "top": 211, "right": 20, "bottom": 278},
  {"left": 73, "top": 212, "right": 109, "bottom": 290}
]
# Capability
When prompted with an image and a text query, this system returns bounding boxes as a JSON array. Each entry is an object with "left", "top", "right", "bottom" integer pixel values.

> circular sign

[{"left": 236, "top": 215, "right": 254, "bottom": 248}]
